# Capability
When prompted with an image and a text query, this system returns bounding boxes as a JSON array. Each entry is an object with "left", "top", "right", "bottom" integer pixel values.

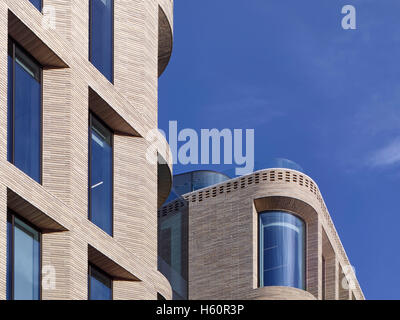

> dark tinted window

[
  {"left": 89, "top": 114, "right": 113, "bottom": 235},
  {"left": 259, "top": 211, "right": 305, "bottom": 289},
  {"left": 7, "top": 213, "right": 41, "bottom": 300},
  {"left": 89, "top": 265, "right": 112, "bottom": 300},
  {"left": 89, "top": 0, "right": 113, "bottom": 82},
  {"left": 8, "top": 41, "right": 42, "bottom": 183},
  {"left": 29, "top": 0, "right": 42, "bottom": 11}
]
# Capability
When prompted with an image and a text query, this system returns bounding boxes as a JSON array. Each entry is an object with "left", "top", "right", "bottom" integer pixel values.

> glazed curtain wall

[
  {"left": 166, "top": 171, "right": 230, "bottom": 203},
  {"left": 259, "top": 211, "right": 305, "bottom": 290}
]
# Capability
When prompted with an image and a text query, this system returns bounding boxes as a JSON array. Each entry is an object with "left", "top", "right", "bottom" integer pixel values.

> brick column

[
  {"left": 306, "top": 218, "right": 322, "bottom": 299},
  {"left": 339, "top": 265, "right": 351, "bottom": 300},
  {"left": 42, "top": 232, "right": 71, "bottom": 299},
  {"left": 325, "top": 256, "right": 338, "bottom": 300}
]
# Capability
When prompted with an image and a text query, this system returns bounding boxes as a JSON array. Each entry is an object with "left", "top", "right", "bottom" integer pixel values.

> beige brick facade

[
  {"left": 160, "top": 169, "right": 365, "bottom": 300},
  {"left": 0, "top": 0, "right": 174, "bottom": 300}
]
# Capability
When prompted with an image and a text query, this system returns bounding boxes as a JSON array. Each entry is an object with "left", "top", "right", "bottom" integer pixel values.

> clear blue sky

[{"left": 159, "top": 0, "right": 400, "bottom": 299}]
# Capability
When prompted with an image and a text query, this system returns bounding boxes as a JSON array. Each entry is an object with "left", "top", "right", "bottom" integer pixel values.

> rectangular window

[
  {"left": 89, "top": 114, "right": 113, "bottom": 236},
  {"left": 322, "top": 256, "right": 326, "bottom": 300},
  {"left": 89, "top": 0, "right": 114, "bottom": 82},
  {"left": 8, "top": 40, "right": 42, "bottom": 183},
  {"left": 7, "top": 212, "right": 41, "bottom": 300},
  {"left": 88, "top": 265, "right": 112, "bottom": 300},
  {"left": 29, "top": 0, "right": 42, "bottom": 11}
]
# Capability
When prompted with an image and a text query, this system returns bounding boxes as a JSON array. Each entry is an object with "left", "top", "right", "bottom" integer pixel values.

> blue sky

[{"left": 159, "top": 0, "right": 400, "bottom": 299}]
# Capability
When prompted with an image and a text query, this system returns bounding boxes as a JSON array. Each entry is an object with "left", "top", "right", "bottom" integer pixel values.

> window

[
  {"left": 259, "top": 211, "right": 305, "bottom": 290},
  {"left": 322, "top": 255, "right": 326, "bottom": 300},
  {"left": 89, "top": 114, "right": 113, "bottom": 235},
  {"left": 89, "top": 0, "right": 114, "bottom": 82},
  {"left": 29, "top": 0, "right": 42, "bottom": 11},
  {"left": 88, "top": 265, "right": 112, "bottom": 300},
  {"left": 8, "top": 40, "right": 42, "bottom": 183},
  {"left": 7, "top": 212, "right": 41, "bottom": 300}
]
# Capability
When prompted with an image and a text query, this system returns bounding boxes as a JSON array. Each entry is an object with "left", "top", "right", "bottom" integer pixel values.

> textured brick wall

[
  {"left": 181, "top": 169, "right": 364, "bottom": 300},
  {"left": 0, "top": 0, "right": 173, "bottom": 300}
]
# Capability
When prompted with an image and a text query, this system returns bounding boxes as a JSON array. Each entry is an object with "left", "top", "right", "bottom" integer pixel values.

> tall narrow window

[
  {"left": 89, "top": 114, "right": 113, "bottom": 235},
  {"left": 7, "top": 212, "right": 41, "bottom": 300},
  {"left": 6, "top": 216, "right": 12, "bottom": 300},
  {"left": 259, "top": 211, "right": 305, "bottom": 290},
  {"left": 88, "top": 265, "right": 112, "bottom": 300},
  {"left": 29, "top": 0, "right": 42, "bottom": 11},
  {"left": 322, "top": 256, "right": 326, "bottom": 300},
  {"left": 89, "top": 0, "right": 114, "bottom": 82},
  {"left": 8, "top": 40, "right": 42, "bottom": 183}
]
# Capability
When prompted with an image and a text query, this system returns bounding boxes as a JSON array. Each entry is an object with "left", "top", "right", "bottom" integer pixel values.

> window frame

[
  {"left": 258, "top": 210, "right": 307, "bottom": 290},
  {"left": 88, "top": 264, "right": 113, "bottom": 300},
  {"left": 322, "top": 255, "right": 326, "bottom": 300},
  {"left": 8, "top": 38, "right": 43, "bottom": 184},
  {"left": 88, "top": 0, "right": 115, "bottom": 83},
  {"left": 88, "top": 112, "right": 114, "bottom": 237},
  {"left": 7, "top": 210, "right": 42, "bottom": 300}
]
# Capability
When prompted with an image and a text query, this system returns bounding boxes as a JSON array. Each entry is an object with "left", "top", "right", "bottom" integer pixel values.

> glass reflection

[
  {"left": 89, "top": 115, "right": 113, "bottom": 235},
  {"left": 29, "top": 0, "right": 42, "bottom": 11},
  {"left": 7, "top": 214, "right": 41, "bottom": 300},
  {"left": 89, "top": 266, "right": 112, "bottom": 300},
  {"left": 166, "top": 170, "right": 230, "bottom": 203},
  {"left": 259, "top": 211, "right": 305, "bottom": 289},
  {"left": 90, "top": 0, "right": 113, "bottom": 82},
  {"left": 8, "top": 43, "right": 42, "bottom": 183},
  {"left": 6, "top": 219, "right": 11, "bottom": 300}
]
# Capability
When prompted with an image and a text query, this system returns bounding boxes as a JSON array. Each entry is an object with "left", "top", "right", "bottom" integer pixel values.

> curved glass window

[
  {"left": 166, "top": 170, "right": 230, "bottom": 203},
  {"left": 158, "top": 206, "right": 188, "bottom": 300},
  {"left": 259, "top": 211, "right": 305, "bottom": 289},
  {"left": 89, "top": 0, "right": 113, "bottom": 82},
  {"left": 263, "top": 158, "right": 304, "bottom": 173}
]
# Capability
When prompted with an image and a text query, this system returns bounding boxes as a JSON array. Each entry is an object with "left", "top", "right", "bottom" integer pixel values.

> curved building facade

[
  {"left": 159, "top": 169, "right": 364, "bottom": 300},
  {"left": 165, "top": 170, "right": 231, "bottom": 203},
  {"left": 0, "top": 0, "right": 174, "bottom": 300},
  {"left": 159, "top": 170, "right": 230, "bottom": 299},
  {"left": 259, "top": 211, "right": 306, "bottom": 290}
]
